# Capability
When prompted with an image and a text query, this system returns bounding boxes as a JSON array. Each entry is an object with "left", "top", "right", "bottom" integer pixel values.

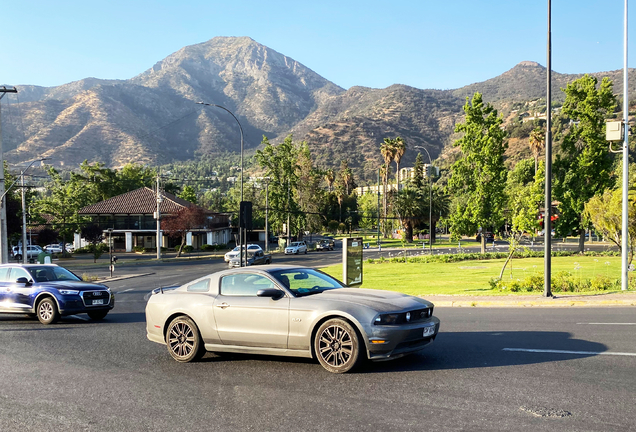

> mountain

[
  {"left": 2, "top": 37, "right": 343, "bottom": 167},
  {"left": 2, "top": 37, "right": 634, "bottom": 181}
]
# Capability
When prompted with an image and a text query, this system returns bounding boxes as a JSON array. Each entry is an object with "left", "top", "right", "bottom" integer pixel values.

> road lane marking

[
  {"left": 68, "top": 315, "right": 90, "bottom": 321},
  {"left": 577, "top": 323, "right": 636, "bottom": 325},
  {"left": 119, "top": 288, "right": 134, "bottom": 293},
  {"left": 503, "top": 348, "right": 636, "bottom": 357}
]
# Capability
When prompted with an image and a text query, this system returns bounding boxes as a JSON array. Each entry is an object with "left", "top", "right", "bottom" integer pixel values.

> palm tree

[
  {"left": 393, "top": 187, "right": 424, "bottom": 243},
  {"left": 380, "top": 138, "right": 396, "bottom": 233},
  {"left": 324, "top": 169, "right": 335, "bottom": 192},
  {"left": 393, "top": 137, "right": 406, "bottom": 189},
  {"left": 339, "top": 160, "right": 352, "bottom": 195},
  {"left": 529, "top": 127, "right": 545, "bottom": 174}
]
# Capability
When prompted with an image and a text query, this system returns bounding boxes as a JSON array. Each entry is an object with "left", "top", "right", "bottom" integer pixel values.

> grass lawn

[{"left": 319, "top": 255, "right": 625, "bottom": 296}]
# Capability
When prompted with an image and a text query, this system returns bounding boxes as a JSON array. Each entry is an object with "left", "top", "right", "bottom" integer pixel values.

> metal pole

[
  {"left": 0, "top": 87, "right": 17, "bottom": 264},
  {"left": 265, "top": 181, "right": 269, "bottom": 252},
  {"left": 196, "top": 102, "right": 244, "bottom": 266},
  {"left": 377, "top": 168, "right": 381, "bottom": 250},
  {"left": 21, "top": 173, "right": 27, "bottom": 264},
  {"left": 414, "top": 145, "right": 434, "bottom": 254},
  {"left": 109, "top": 230, "right": 113, "bottom": 278},
  {"left": 622, "top": 0, "right": 629, "bottom": 291},
  {"left": 544, "top": 0, "right": 553, "bottom": 297},
  {"left": 156, "top": 174, "right": 161, "bottom": 260}
]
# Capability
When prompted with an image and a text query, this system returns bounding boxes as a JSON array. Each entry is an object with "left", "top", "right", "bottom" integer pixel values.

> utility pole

[
  {"left": 621, "top": 0, "right": 629, "bottom": 291},
  {"left": 0, "top": 86, "right": 18, "bottom": 264},
  {"left": 156, "top": 173, "right": 163, "bottom": 260},
  {"left": 21, "top": 173, "right": 27, "bottom": 264},
  {"left": 377, "top": 168, "right": 381, "bottom": 250}
]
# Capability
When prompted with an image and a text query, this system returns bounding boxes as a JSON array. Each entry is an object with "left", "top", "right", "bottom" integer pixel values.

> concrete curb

[
  {"left": 427, "top": 293, "right": 636, "bottom": 308},
  {"left": 97, "top": 273, "right": 154, "bottom": 283}
]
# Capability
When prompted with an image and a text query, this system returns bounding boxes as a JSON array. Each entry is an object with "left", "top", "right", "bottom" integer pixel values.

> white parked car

[
  {"left": 285, "top": 241, "right": 308, "bottom": 255},
  {"left": 12, "top": 245, "right": 44, "bottom": 260},
  {"left": 224, "top": 244, "right": 262, "bottom": 262},
  {"left": 44, "top": 244, "right": 63, "bottom": 253}
]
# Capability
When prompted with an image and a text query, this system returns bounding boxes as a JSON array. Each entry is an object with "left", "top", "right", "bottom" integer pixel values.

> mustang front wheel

[
  {"left": 166, "top": 316, "right": 205, "bottom": 362},
  {"left": 314, "top": 318, "right": 361, "bottom": 373}
]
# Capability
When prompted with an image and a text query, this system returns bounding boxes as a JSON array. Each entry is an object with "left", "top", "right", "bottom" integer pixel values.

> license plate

[
  {"left": 92, "top": 299, "right": 104, "bottom": 305},
  {"left": 423, "top": 326, "right": 435, "bottom": 337}
]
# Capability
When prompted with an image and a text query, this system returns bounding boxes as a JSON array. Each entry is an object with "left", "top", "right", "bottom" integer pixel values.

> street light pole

[
  {"left": 621, "top": 0, "right": 629, "bottom": 291},
  {"left": 414, "top": 145, "right": 433, "bottom": 254},
  {"left": 0, "top": 86, "right": 18, "bottom": 263},
  {"left": 197, "top": 102, "right": 244, "bottom": 265}
]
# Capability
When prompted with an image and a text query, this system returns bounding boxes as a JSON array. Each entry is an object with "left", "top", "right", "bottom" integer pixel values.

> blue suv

[{"left": 0, "top": 264, "right": 114, "bottom": 324}]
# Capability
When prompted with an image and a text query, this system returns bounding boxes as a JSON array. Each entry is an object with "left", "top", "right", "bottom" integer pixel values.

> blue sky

[{"left": 1, "top": 0, "right": 633, "bottom": 90}]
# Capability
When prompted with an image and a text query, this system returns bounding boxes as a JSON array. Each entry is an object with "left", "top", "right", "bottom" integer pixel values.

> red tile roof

[{"left": 78, "top": 187, "right": 194, "bottom": 215}]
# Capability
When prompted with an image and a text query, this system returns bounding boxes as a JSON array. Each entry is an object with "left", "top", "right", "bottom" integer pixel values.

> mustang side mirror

[
  {"left": 257, "top": 288, "right": 283, "bottom": 299},
  {"left": 16, "top": 277, "right": 31, "bottom": 285}
]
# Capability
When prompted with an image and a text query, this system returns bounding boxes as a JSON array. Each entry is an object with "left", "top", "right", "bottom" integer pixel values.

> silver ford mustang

[{"left": 145, "top": 265, "right": 440, "bottom": 373}]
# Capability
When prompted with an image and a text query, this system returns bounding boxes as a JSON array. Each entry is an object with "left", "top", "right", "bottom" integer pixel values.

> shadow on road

[{"left": 360, "top": 330, "right": 607, "bottom": 373}]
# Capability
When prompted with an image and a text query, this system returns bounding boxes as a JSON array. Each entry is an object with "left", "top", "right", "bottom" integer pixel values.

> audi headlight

[
  {"left": 374, "top": 314, "right": 400, "bottom": 325},
  {"left": 59, "top": 289, "right": 79, "bottom": 295}
]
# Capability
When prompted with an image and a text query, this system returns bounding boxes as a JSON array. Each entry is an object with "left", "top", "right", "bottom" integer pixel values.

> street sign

[{"left": 342, "top": 237, "right": 363, "bottom": 286}]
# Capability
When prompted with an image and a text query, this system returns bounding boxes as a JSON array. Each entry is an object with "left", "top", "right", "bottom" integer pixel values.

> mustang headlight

[
  {"left": 374, "top": 314, "right": 400, "bottom": 325},
  {"left": 59, "top": 289, "right": 80, "bottom": 295}
]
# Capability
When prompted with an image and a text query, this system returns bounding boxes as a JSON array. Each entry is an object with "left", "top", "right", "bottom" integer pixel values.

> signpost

[{"left": 342, "top": 237, "right": 363, "bottom": 286}]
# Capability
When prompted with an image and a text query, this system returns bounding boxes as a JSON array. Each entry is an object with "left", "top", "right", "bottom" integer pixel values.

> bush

[
  {"left": 490, "top": 272, "right": 618, "bottom": 293},
  {"left": 182, "top": 245, "right": 194, "bottom": 253},
  {"left": 133, "top": 246, "right": 144, "bottom": 253}
]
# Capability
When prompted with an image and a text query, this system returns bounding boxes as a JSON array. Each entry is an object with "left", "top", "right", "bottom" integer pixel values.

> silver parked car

[{"left": 145, "top": 265, "right": 440, "bottom": 373}]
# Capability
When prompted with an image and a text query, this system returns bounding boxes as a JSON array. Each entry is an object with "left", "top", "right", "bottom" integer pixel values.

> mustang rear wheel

[
  {"left": 314, "top": 318, "right": 361, "bottom": 373},
  {"left": 37, "top": 297, "right": 60, "bottom": 325},
  {"left": 166, "top": 316, "right": 205, "bottom": 362}
]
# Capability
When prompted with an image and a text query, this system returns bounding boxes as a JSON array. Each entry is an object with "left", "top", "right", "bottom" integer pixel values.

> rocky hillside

[{"left": 2, "top": 37, "right": 634, "bottom": 181}]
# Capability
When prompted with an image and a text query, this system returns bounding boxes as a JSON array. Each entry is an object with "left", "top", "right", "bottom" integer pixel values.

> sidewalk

[{"left": 427, "top": 291, "right": 636, "bottom": 307}]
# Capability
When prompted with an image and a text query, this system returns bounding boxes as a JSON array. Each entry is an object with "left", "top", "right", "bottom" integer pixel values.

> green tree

[
  {"left": 410, "top": 152, "right": 425, "bottom": 190},
  {"left": 255, "top": 135, "right": 302, "bottom": 238},
  {"left": 553, "top": 74, "right": 617, "bottom": 251},
  {"left": 178, "top": 185, "right": 198, "bottom": 204},
  {"left": 393, "top": 137, "right": 406, "bottom": 188},
  {"left": 393, "top": 188, "right": 424, "bottom": 243},
  {"left": 32, "top": 167, "right": 93, "bottom": 247},
  {"left": 81, "top": 224, "right": 105, "bottom": 263},
  {"left": 584, "top": 186, "right": 636, "bottom": 264},
  {"left": 447, "top": 93, "right": 508, "bottom": 253},
  {"left": 528, "top": 127, "right": 545, "bottom": 175},
  {"left": 296, "top": 142, "right": 323, "bottom": 235}
]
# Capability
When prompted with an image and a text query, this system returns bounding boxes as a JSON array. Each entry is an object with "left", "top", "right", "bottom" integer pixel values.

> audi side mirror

[{"left": 16, "top": 277, "right": 31, "bottom": 286}]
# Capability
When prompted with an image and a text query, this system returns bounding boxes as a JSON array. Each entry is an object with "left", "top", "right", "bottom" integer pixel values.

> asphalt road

[{"left": 1, "top": 252, "right": 635, "bottom": 431}]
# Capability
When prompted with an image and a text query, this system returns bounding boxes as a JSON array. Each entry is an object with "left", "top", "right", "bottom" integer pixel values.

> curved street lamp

[
  {"left": 196, "top": 102, "right": 245, "bottom": 265},
  {"left": 413, "top": 146, "right": 433, "bottom": 254}
]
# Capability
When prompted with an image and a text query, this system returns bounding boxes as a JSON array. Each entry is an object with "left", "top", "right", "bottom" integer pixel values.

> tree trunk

[
  {"left": 431, "top": 220, "right": 437, "bottom": 244},
  {"left": 404, "top": 222, "right": 413, "bottom": 243},
  {"left": 481, "top": 235, "right": 486, "bottom": 254},
  {"left": 578, "top": 230, "right": 585, "bottom": 253},
  {"left": 176, "top": 235, "right": 186, "bottom": 257}
]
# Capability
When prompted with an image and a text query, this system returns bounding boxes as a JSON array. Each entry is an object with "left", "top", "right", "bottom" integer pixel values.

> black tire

[
  {"left": 314, "top": 318, "right": 361, "bottom": 373},
  {"left": 37, "top": 297, "right": 60, "bottom": 325},
  {"left": 15, "top": 254, "right": 22, "bottom": 261},
  {"left": 304, "top": 249, "right": 307, "bottom": 254},
  {"left": 166, "top": 316, "right": 205, "bottom": 363},
  {"left": 87, "top": 310, "right": 109, "bottom": 320}
]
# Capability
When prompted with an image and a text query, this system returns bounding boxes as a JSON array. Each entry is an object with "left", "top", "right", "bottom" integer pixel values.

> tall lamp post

[
  {"left": 414, "top": 146, "right": 433, "bottom": 254},
  {"left": 197, "top": 102, "right": 245, "bottom": 266}
]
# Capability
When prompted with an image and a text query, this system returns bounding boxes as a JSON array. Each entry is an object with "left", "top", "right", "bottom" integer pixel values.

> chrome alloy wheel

[
  {"left": 38, "top": 302, "right": 54, "bottom": 321},
  {"left": 168, "top": 322, "right": 196, "bottom": 359},
  {"left": 318, "top": 324, "right": 354, "bottom": 368}
]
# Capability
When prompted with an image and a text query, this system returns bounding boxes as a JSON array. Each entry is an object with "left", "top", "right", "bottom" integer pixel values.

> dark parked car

[
  {"left": 228, "top": 250, "right": 272, "bottom": 268},
  {"left": 0, "top": 264, "right": 114, "bottom": 324},
  {"left": 316, "top": 239, "right": 334, "bottom": 251}
]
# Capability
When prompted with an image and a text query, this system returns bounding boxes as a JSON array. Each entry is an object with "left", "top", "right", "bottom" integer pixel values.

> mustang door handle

[{"left": 215, "top": 302, "right": 230, "bottom": 309}]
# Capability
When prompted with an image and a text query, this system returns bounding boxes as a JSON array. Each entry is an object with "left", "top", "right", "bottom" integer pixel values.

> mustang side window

[
  {"left": 187, "top": 279, "right": 210, "bottom": 293},
  {"left": 220, "top": 274, "right": 275, "bottom": 296}
]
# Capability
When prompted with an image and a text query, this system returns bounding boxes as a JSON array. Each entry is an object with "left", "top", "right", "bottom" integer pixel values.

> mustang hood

[{"left": 313, "top": 288, "right": 431, "bottom": 312}]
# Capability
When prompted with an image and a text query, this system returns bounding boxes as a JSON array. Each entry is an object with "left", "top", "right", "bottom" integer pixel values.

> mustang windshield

[
  {"left": 27, "top": 266, "right": 81, "bottom": 283},
  {"left": 271, "top": 268, "right": 344, "bottom": 296}
]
